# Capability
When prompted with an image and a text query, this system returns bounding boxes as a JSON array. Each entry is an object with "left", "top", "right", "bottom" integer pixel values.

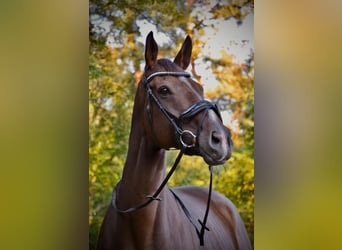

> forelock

[{"left": 157, "top": 58, "right": 182, "bottom": 71}]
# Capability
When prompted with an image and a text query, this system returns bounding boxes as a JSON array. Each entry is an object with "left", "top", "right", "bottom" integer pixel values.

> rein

[
  {"left": 112, "top": 145, "right": 186, "bottom": 213},
  {"left": 112, "top": 71, "right": 222, "bottom": 246}
]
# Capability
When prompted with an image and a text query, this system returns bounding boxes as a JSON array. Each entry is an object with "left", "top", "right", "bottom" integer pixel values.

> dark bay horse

[{"left": 97, "top": 32, "right": 252, "bottom": 250}]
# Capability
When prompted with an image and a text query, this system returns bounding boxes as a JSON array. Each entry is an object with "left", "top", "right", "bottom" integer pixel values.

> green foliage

[
  {"left": 89, "top": 47, "right": 135, "bottom": 245},
  {"left": 89, "top": 1, "right": 254, "bottom": 248}
]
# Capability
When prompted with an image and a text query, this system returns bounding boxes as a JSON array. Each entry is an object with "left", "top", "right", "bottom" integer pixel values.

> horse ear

[
  {"left": 145, "top": 31, "right": 158, "bottom": 69},
  {"left": 174, "top": 35, "right": 192, "bottom": 70}
]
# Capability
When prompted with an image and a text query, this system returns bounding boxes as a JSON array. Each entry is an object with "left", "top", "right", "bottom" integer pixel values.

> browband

[{"left": 145, "top": 71, "right": 191, "bottom": 83}]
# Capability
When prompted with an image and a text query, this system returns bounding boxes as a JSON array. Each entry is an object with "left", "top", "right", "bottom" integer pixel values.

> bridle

[
  {"left": 143, "top": 71, "right": 222, "bottom": 149},
  {"left": 112, "top": 70, "right": 223, "bottom": 246}
]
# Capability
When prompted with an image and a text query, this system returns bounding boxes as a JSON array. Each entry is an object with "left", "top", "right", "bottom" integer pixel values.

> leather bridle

[
  {"left": 142, "top": 71, "right": 222, "bottom": 149},
  {"left": 112, "top": 71, "right": 223, "bottom": 246}
]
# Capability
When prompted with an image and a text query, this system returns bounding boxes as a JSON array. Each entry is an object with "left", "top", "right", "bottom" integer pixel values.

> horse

[{"left": 97, "top": 31, "right": 252, "bottom": 250}]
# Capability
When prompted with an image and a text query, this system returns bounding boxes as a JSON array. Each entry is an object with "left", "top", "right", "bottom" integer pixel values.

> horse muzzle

[{"left": 183, "top": 124, "right": 233, "bottom": 166}]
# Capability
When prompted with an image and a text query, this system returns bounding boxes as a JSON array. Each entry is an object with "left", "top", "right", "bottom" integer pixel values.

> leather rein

[{"left": 112, "top": 71, "right": 222, "bottom": 246}]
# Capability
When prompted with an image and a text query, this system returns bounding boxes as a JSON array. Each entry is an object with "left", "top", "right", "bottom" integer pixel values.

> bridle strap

[
  {"left": 179, "top": 100, "right": 222, "bottom": 122},
  {"left": 145, "top": 71, "right": 191, "bottom": 82},
  {"left": 143, "top": 71, "right": 221, "bottom": 148},
  {"left": 112, "top": 146, "right": 186, "bottom": 213},
  {"left": 145, "top": 84, "right": 183, "bottom": 136},
  {"left": 198, "top": 165, "right": 213, "bottom": 245},
  {"left": 169, "top": 166, "right": 213, "bottom": 246}
]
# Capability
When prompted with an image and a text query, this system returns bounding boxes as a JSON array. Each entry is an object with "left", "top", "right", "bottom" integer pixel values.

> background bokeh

[
  {"left": 0, "top": 1, "right": 88, "bottom": 249},
  {"left": 255, "top": 1, "right": 342, "bottom": 249}
]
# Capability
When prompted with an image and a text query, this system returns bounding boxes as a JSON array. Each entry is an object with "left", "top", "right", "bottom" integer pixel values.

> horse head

[{"left": 140, "top": 31, "right": 233, "bottom": 165}]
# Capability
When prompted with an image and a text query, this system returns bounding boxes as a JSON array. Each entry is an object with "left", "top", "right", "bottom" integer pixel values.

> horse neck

[{"left": 116, "top": 83, "right": 167, "bottom": 209}]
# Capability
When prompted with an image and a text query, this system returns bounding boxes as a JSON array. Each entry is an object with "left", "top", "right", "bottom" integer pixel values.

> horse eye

[{"left": 158, "top": 86, "right": 170, "bottom": 96}]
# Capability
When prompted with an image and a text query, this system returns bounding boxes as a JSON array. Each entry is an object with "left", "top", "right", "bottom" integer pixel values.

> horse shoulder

[
  {"left": 97, "top": 200, "right": 136, "bottom": 249},
  {"left": 171, "top": 186, "right": 252, "bottom": 249},
  {"left": 210, "top": 190, "right": 252, "bottom": 249}
]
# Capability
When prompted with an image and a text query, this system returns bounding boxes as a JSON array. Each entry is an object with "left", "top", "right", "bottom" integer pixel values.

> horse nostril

[{"left": 211, "top": 131, "right": 221, "bottom": 145}]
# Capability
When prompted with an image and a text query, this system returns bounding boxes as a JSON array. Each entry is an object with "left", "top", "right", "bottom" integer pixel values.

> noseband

[
  {"left": 113, "top": 71, "right": 223, "bottom": 246},
  {"left": 142, "top": 71, "right": 222, "bottom": 148}
]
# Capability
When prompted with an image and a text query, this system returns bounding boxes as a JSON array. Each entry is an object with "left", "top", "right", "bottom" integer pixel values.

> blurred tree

[{"left": 89, "top": 1, "right": 254, "bottom": 249}]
